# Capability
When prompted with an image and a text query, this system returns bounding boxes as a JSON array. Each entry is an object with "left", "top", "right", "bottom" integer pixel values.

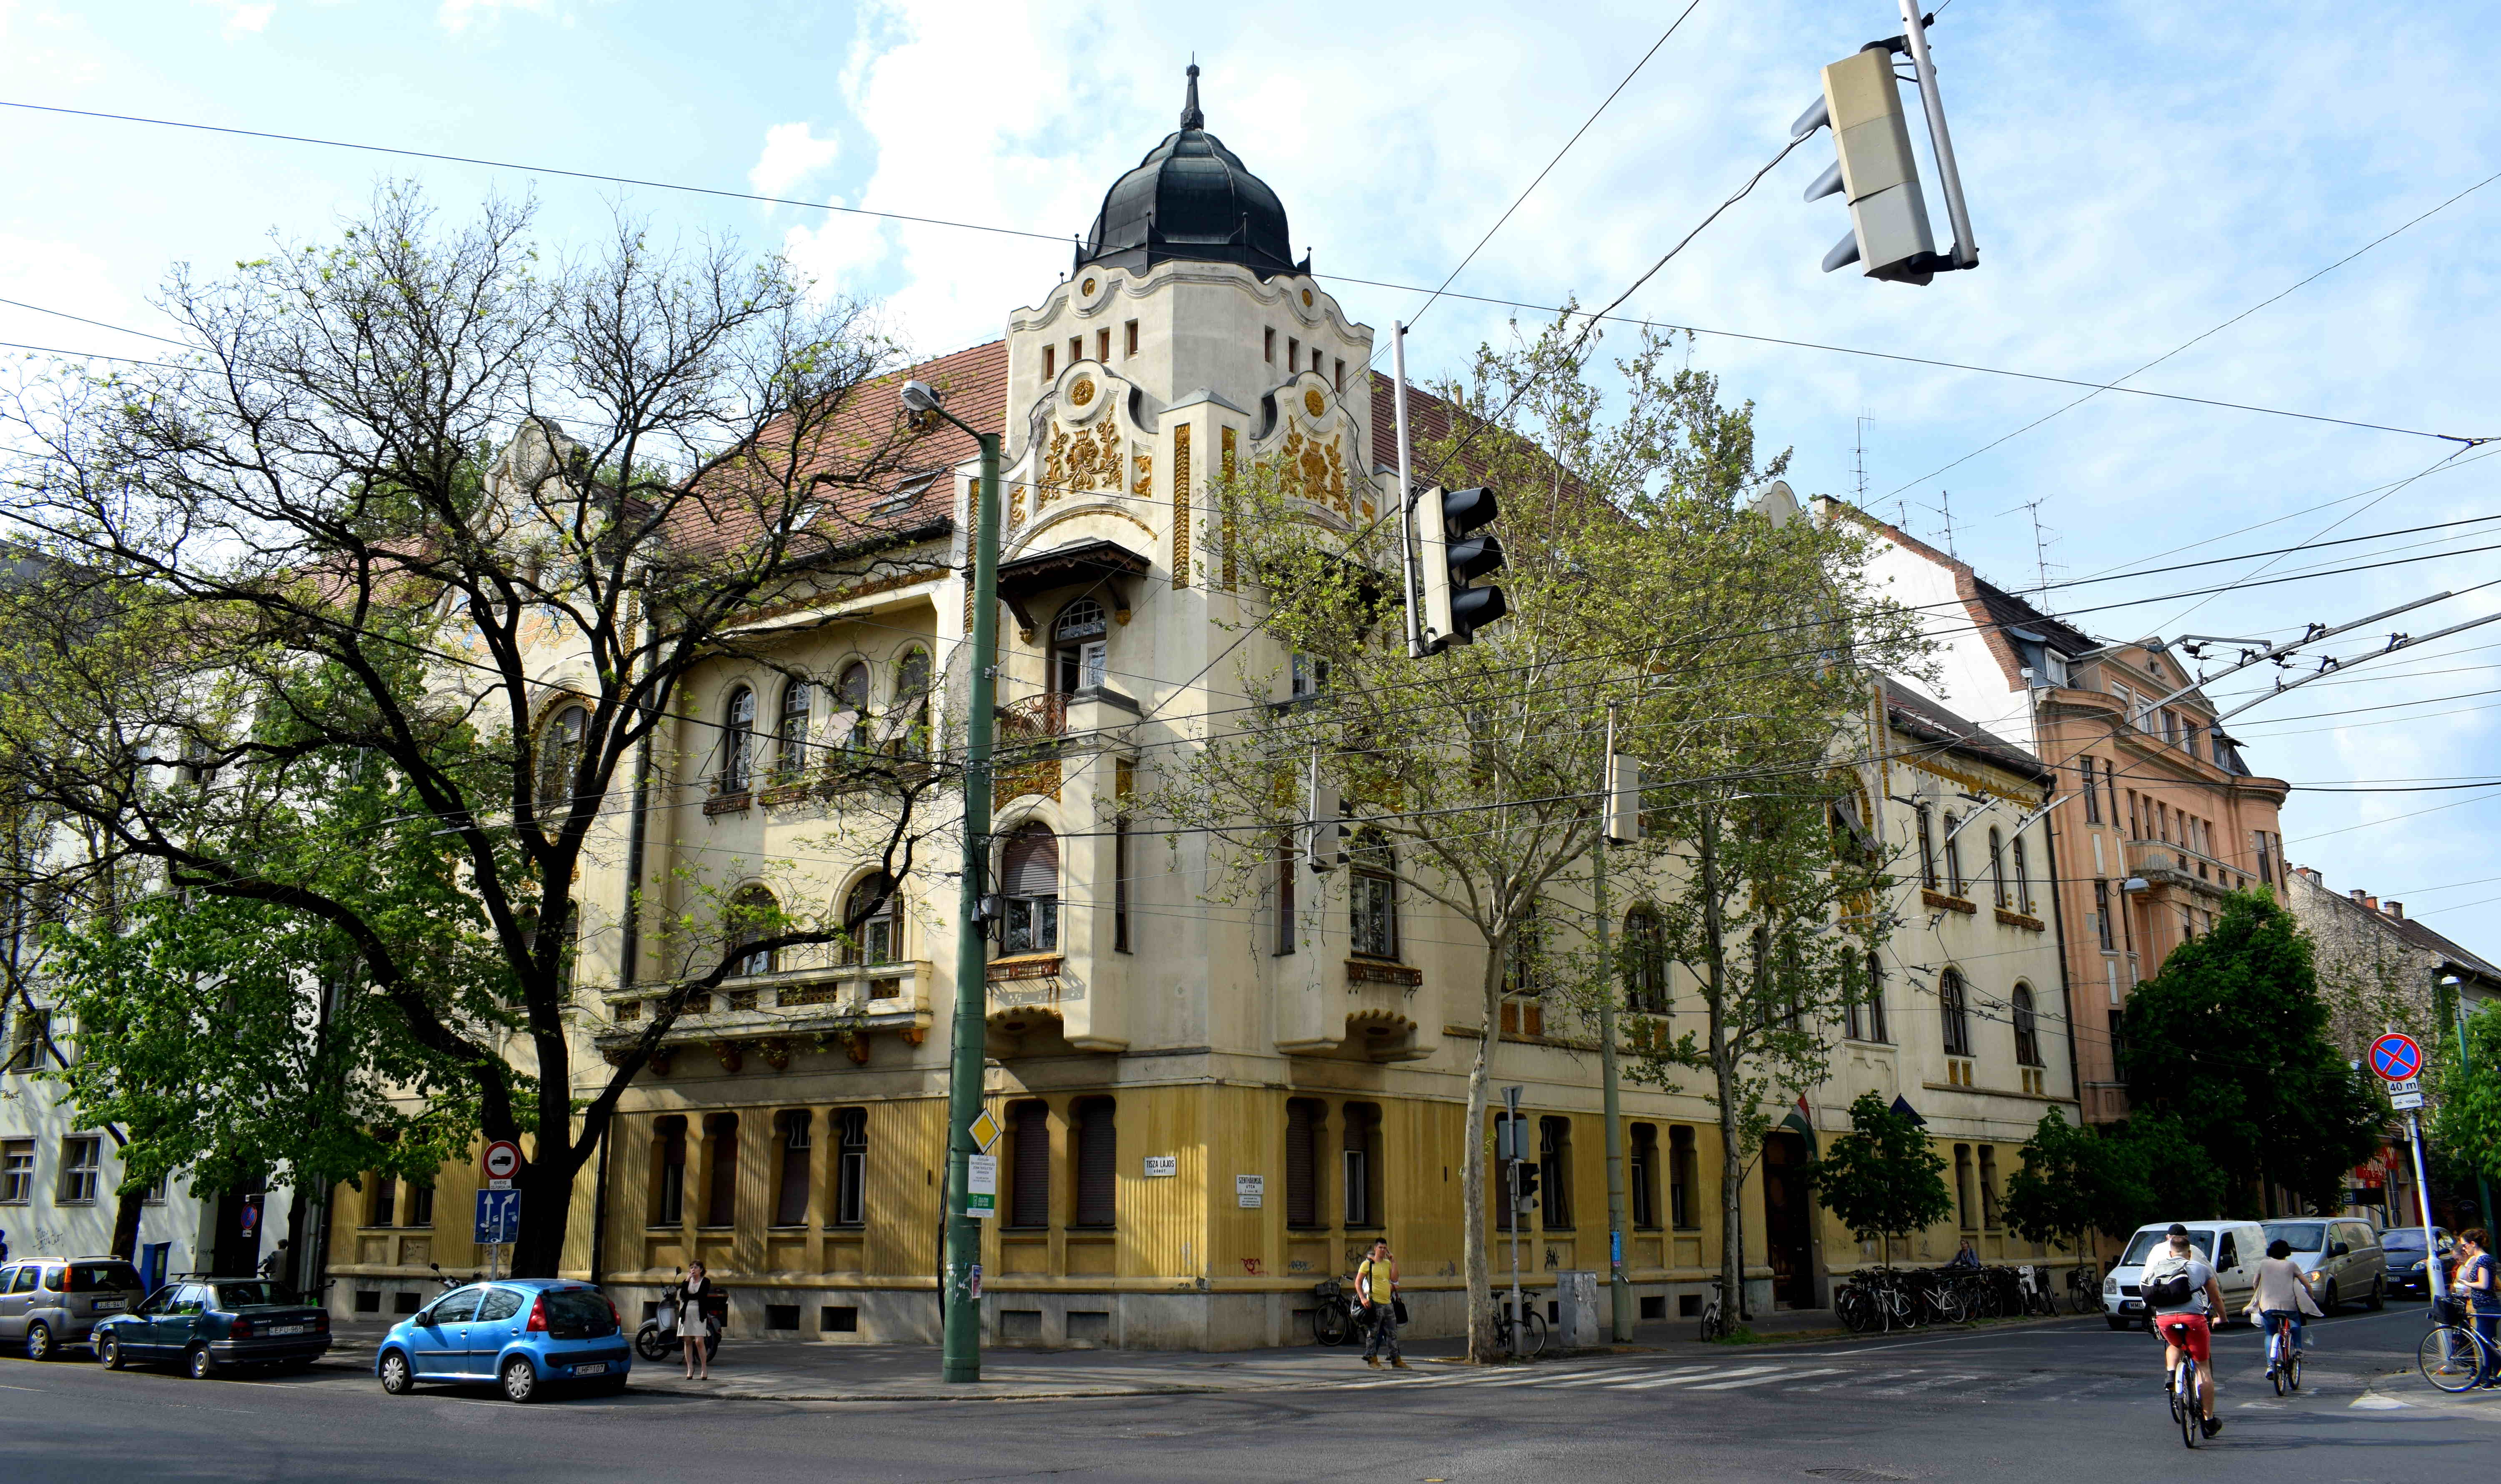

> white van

[{"left": 2102, "top": 1221, "right": 2267, "bottom": 1331}]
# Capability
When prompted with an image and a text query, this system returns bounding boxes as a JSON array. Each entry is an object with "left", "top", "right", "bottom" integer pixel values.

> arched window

[
  {"left": 2012, "top": 983, "right": 2042, "bottom": 1067},
  {"left": 1915, "top": 805, "right": 1938, "bottom": 889},
  {"left": 720, "top": 686, "right": 755, "bottom": 794},
  {"left": 894, "top": 647, "right": 933, "bottom": 759},
  {"left": 728, "top": 885, "right": 779, "bottom": 976},
  {"left": 1989, "top": 827, "right": 2008, "bottom": 907},
  {"left": 836, "top": 661, "right": 871, "bottom": 755},
  {"left": 536, "top": 702, "right": 586, "bottom": 813},
  {"left": 1623, "top": 907, "right": 1669, "bottom": 1014},
  {"left": 1000, "top": 823, "right": 1060, "bottom": 954},
  {"left": 775, "top": 680, "right": 812, "bottom": 779},
  {"left": 1052, "top": 598, "right": 1109, "bottom": 694},
  {"left": 1939, "top": 968, "right": 1972, "bottom": 1058},
  {"left": 1349, "top": 829, "right": 1399, "bottom": 959},
  {"left": 2012, "top": 834, "right": 2032, "bottom": 913},
  {"left": 843, "top": 873, "right": 903, "bottom": 965}
]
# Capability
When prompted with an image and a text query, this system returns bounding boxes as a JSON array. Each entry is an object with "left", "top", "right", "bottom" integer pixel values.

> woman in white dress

[{"left": 673, "top": 1261, "right": 714, "bottom": 1380}]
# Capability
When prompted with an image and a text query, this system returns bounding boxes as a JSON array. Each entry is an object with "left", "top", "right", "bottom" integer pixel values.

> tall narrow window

[
  {"left": 2102, "top": 761, "right": 2120, "bottom": 827},
  {"left": 536, "top": 703, "right": 586, "bottom": 813},
  {"left": 702, "top": 1112, "right": 739, "bottom": 1228},
  {"left": 1068, "top": 336, "right": 1081, "bottom": 368},
  {"left": 1861, "top": 951, "right": 1889, "bottom": 1043},
  {"left": 2094, "top": 880, "right": 2115, "bottom": 950},
  {"left": 1273, "top": 834, "right": 1297, "bottom": 956},
  {"left": 1007, "top": 1101, "right": 1050, "bottom": 1228},
  {"left": 1350, "top": 830, "right": 1399, "bottom": 959},
  {"left": 1096, "top": 328, "right": 1110, "bottom": 362},
  {"left": 1263, "top": 327, "right": 1274, "bottom": 363},
  {"left": 720, "top": 686, "right": 755, "bottom": 794},
  {"left": 773, "top": 1110, "right": 813, "bottom": 1227},
  {"left": 728, "top": 886, "right": 780, "bottom": 976},
  {"left": 1978, "top": 1146, "right": 2002, "bottom": 1227},
  {"left": 832, "top": 1109, "right": 867, "bottom": 1226},
  {"left": 1342, "top": 1103, "right": 1383, "bottom": 1228},
  {"left": 1113, "top": 812, "right": 1132, "bottom": 955},
  {"left": 1989, "top": 827, "right": 2008, "bottom": 907},
  {"left": 2013, "top": 835, "right": 2032, "bottom": 912},
  {"left": 842, "top": 874, "right": 901, "bottom": 965},
  {"left": 1285, "top": 1098, "right": 1324, "bottom": 1229},
  {"left": 1538, "top": 1116, "right": 1574, "bottom": 1229},
  {"left": 1124, "top": 320, "right": 1138, "bottom": 357},
  {"left": 1844, "top": 955, "right": 1867, "bottom": 1042},
  {"left": 836, "top": 661, "right": 871, "bottom": 755},
  {"left": 1333, "top": 357, "right": 1345, "bottom": 391},
  {"left": 652, "top": 1116, "right": 687, "bottom": 1226},
  {"left": 406, "top": 1183, "right": 435, "bottom": 1227},
  {"left": 1943, "top": 815, "right": 1965, "bottom": 897},
  {"left": 2079, "top": 757, "right": 2100, "bottom": 823},
  {"left": 2012, "top": 985, "right": 2043, "bottom": 1067},
  {"left": 1955, "top": 1144, "right": 1977, "bottom": 1230},
  {"left": 1668, "top": 1126, "right": 1697, "bottom": 1229},
  {"left": 369, "top": 1174, "right": 398, "bottom": 1228},
  {"left": 1072, "top": 1096, "right": 1117, "bottom": 1228},
  {"left": 1940, "top": 968, "right": 1973, "bottom": 1058},
  {"left": 1043, "top": 344, "right": 1056, "bottom": 380},
  {"left": 1001, "top": 823, "right": 1060, "bottom": 954},
  {"left": 894, "top": 648, "right": 932, "bottom": 759},
  {"left": 2253, "top": 829, "right": 2274, "bottom": 886},
  {"left": 1052, "top": 599, "right": 1109, "bottom": 694},
  {"left": 1630, "top": 1124, "right": 1661, "bottom": 1228},
  {"left": 775, "top": 681, "right": 811, "bottom": 779},
  {"left": 1624, "top": 907, "right": 1668, "bottom": 1013},
  {"left": 2128, "top": 789, "right": 2143, "bottom": 839},
  {"left": 1916, "top": 806, "right": 1938, "bottom": 889},
  {"left": 1287, "top": 336, "right": 1299, "bottom": 371}
]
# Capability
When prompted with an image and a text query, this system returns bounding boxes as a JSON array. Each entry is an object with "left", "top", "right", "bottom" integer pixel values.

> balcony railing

[
  {"left": 593, "top": 959, "right": 931, "bottom": 1054},
  {"left": 2123, "top": 837, "right": 2254, "bottom": 895},
  {"left": 997, "top": 692, "right": 1067, "bottom": 745}
]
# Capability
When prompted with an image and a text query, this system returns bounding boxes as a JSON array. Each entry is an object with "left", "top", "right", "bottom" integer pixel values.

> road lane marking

[{"left": 1689, "top": 1367, "right": 1842, "bottom": 1391}]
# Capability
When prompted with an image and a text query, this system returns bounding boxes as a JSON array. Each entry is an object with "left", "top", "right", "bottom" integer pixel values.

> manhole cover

[{"left": 1804, "top": 1471, "right": 1912, "bottom": 1482}]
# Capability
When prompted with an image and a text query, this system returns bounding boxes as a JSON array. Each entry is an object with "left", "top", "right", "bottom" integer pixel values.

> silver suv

[
  {"left": 2261, "top": 1218, "right": 2386, "bottom": 1312},
  {"left": 0, "top": 1257, "right": 150, "bottom": 1360}
]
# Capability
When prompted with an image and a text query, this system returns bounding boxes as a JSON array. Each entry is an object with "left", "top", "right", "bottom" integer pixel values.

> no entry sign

[{"left": 2369, "top": 1033, "right": 2423, "bottom": 1083}]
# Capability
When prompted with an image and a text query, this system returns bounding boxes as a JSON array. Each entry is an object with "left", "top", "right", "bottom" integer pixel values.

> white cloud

[
  {"left": 218, "top": 2, "right": 273, "bottom": 36},
  {"left": 749, "top": 123, "right": 842, "bottom": 200}
]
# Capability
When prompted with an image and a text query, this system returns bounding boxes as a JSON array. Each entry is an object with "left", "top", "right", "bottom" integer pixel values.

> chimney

[
  {"left": 2386, "top": 902, "right": 2404, "bottom": 920},
  {"left": 2351, "top": 889, "right": 2370, "bottom": 905}
]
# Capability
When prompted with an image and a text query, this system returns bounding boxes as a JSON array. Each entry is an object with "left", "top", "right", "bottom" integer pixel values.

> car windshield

[
  {"left": 2263, "top": 1222, "right": 2327, "bottom": 1253},
  {"left": 214, "top": 1282, "right": 299, "bottom": 1309},
  {"left": 65, "top": 1262, "right": 142, "bottom": 1293},
  {"left": 2121, "top": 1230, "right": 2215, "bottom": 1266},
  {"left": 2383, "top": 1230, "right": 2429, "bottom": 1251}
]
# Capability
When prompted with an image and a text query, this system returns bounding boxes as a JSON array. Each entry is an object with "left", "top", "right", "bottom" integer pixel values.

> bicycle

[
  {"left": 1492, "top": 1296, "right": 1551, "bottom": 1358},
  {"left": 2157, "top": 1316, "right": 2205, "bottom": 1450},
  {"left": 1309, "top": 1277, "right": 1357, "bottom": 1348},
  {"left": 2417, "top": 1298, "right": 2496, "bottom": 1394},
  {"left": 2065, "top": 1262, "right": 2102, "bottom": 1315},
  {"left": 2262, "top": 1311, "right": 2301, "bottom": 1396}
]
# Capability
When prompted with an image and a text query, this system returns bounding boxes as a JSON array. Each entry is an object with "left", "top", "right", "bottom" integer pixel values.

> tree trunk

[
  {"left": 110, "top": 1188, "right": 145, "bottom": 1261},
  {"left": 1463, "top": 935, "right": 1506, "bottom": 1362},
  {"left": 1699, "top": 813, "right": 1747, "bottom": 1325}
]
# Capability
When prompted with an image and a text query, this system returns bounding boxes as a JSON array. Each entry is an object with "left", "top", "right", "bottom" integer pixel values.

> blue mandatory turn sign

[{"left": 475, "top": 1188, "right": 521, "bottom": 1245}]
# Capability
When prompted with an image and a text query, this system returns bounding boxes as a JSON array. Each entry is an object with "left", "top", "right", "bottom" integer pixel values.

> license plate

[
  {"left": 574, "top": 1362, "right": 608, "bottom": 1375},
  {"left": 269, "top": 1324, "right": 308, "bottom": 1335},
  {"left": 92, "top": 1298, "right": 125, "bottom": 1312},
  {"left": 2120, "top": 1301, "right": 2144, "bottom": 1312}
]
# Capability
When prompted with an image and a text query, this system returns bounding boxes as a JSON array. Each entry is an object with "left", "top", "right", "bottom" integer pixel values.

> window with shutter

[
  {"left": 1008, "top": 1101, "right": 1051, "bottom": 1228},
  {"left": 1072, "top": 1097, "right": 1117, "bottom": 1228},
  {"left": 1002, "top": 824, "right": 1061, "bottom": 953},
  {"left": 1285, "top": 1099, "right": 1321, "bottom": 1228}
]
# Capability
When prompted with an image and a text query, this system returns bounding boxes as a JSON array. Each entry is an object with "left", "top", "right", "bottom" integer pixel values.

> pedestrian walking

[
  {"left": 260, "top": 1238, "right": 292, "bottom": 1283},
  {"left": 2456, "top": 1228, "right": 2499, "bottom": 1388},
  {"left": 1357, "top": 1238, "right": 1406, "bottom": 1369},
  {"left": 672, "top": 1261, "right": 716, "bottom": 1380}
]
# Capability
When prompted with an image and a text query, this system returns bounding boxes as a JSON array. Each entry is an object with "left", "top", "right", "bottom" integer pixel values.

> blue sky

[{"left": 4, "top": 0, "right": 2498, "bottom": 946}]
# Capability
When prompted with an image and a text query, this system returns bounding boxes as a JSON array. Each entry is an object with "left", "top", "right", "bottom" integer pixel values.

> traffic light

[
  {"left": 1792, "top": 7, "right": 1976, "bottom": 284},
  {"left": 1514, "top": 1160, "right": 1541, "bottom": 1214},
  {"left": 1416, "top": 484, "right": 1506, "bottom": 651},
  {"left": 1604, "top": 752, "right": 1644, "bottom": 845},
  {"left": 1306, "top": 776, "right": 1347, "bottom": 875}
]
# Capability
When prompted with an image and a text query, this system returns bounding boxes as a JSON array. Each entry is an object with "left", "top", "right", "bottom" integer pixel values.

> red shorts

[{"left": 2156, "top": 1312, "right": 2211, "bottom": 1364}]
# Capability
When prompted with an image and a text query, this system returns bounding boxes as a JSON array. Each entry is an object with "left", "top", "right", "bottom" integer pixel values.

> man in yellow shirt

[{"left": 1358, "top": 1239, "right": 1406, "bottom": 1369}]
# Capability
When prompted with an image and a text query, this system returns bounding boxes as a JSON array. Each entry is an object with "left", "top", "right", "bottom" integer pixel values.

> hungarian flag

[{"left": 1778, "top": 1095, "right": 1815, "bottom": 1141}]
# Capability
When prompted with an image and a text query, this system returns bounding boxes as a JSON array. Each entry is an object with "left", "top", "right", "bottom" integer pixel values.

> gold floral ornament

[
  {"left": 1272, "top": 425, "right": 1350, "bottom": 516},
  {"left": 1041, "top": 418, "right": 1123, "bottom": 503},
  {"left": 1301, "top": 288, "right": 1313, "bottom": 306},
  {"left": 1130, "top": 447, "right": 1152, "bottom": 498},
  {"left": 1304, "top": 387, "right": 1325, "bottom": 418},
  {"left": 1082, "top": 277, "right": 1098, "bottom": 295},
  {"left": 1069, "top": 376, "right": 1096, "bottom": 407}
]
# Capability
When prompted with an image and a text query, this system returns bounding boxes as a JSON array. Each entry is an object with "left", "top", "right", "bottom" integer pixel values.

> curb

[{"left": 617, "top": 1380, "right": 1223, "bottom": 1403}]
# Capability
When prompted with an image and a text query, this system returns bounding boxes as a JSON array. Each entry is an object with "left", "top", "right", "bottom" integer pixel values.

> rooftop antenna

[
  {"left": 2000, "top": 496, "right": 2065, "bottom": 603},
  {"left": 1912, "top": 488, "right": 1957, "bottom": 557},
  {"left": 1852, "top": 410, "right": 1872, "bottom": 508}
]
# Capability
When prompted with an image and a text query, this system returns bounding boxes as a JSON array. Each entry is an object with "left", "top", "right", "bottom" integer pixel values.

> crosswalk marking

[{"left": 1689, "top": 1367, "right": 1843, "bottom": 1391}]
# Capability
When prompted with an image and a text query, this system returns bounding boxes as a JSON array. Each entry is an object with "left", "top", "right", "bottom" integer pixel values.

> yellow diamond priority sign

[{"left": 967, "top": 1109, "right": 1001, "bottom": 1154}]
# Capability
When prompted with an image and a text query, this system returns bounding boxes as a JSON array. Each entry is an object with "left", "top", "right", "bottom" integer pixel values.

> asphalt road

[{"left": 2, "top": 1298, "right": 2487, "bottom": 1482}]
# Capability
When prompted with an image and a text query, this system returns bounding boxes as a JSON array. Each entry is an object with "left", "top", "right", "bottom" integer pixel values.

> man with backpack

[
  {"left": 1356, "top": 1239, "right": 1406, "bottom": 1369},
  {"left": 2146, "top": 1223, "right": 2228, "bottom": 1439}
]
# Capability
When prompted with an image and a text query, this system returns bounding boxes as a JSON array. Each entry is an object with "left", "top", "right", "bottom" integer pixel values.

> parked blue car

[{"left": 374, "top": 1278, "right": 630, "bottom": 1402}]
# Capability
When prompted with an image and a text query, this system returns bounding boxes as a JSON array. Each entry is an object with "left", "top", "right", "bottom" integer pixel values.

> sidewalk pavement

[{"left": 315, "top": 1306, "right": 2074, "bottom": 1403}]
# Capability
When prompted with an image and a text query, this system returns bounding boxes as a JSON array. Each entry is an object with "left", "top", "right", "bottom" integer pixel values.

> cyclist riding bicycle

[
  {"left": 2244, "top": 1237, "right": 2323, "bottom": 1368},
  {"left": 2146, "top": 1222, "right": 2227, "bottom": 1440}
]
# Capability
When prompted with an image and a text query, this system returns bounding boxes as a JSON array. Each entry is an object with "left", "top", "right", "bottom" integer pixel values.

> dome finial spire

[{"left": 1180, "top": 61, "right": 1203, "bottom": 130}]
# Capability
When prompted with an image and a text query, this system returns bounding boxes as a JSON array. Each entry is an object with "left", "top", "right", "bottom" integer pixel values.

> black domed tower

[{"left": 1074, "top": 65, "right": 1306, "bottom": 281}]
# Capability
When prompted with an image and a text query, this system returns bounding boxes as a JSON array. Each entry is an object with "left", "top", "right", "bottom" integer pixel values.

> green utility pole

[
  {"left": 1596, "top": 702, "right": 1634, "bottom": 1341},
  {"left": 904, "top": 380, "right": 1000, "bottom": 1385}
]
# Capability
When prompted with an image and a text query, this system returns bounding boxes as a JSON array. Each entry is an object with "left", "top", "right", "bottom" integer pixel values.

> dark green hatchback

[{"left": 92, "top": 1278, "right": 332, "bottom": 1379}]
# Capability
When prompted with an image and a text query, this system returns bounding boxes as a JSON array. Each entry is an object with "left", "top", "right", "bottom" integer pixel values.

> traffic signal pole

[{"left": 1896, "top": 1, "right": 1976, "bottom": 269}]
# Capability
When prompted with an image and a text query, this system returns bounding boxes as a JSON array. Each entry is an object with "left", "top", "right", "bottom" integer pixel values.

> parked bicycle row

[{"left": 1833, "top": 1262, "right": 2070, "bottom": 1334}]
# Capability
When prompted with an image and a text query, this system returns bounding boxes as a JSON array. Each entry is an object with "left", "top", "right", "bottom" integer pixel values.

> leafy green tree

[
  {"left": 1805, "top": 1093, "right": 1951, "bottom": 1269},
  {"left": 2122, "top": 889, "right": 2382, "bottom": 1214},
  {"left": 2432, "top": 1001, "right": 2501, "bottom": 1198}
]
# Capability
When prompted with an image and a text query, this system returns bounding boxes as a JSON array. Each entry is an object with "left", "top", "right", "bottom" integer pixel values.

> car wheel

[
  {"left": 500, "top": 1355, "right": 538, "bottom": 1404},
  {"left": 185, "top": 1345, "right": 216, "bottom": 1381},
  {"left": 98, "top": 1333, "right": 124, "bottom": 1371},
  {"left": 24, "top": 1321, "right": 53, "bottom": 1362},
  {"left": 378, "top": 1350, "right": 413, "bottom": 1396},
  {"left": 2367, "top": 1278, "right": 2385, "bottom": 1311},
  {"left": 2323, "top": 1281, "right": 2339, "bottom": 1315}
]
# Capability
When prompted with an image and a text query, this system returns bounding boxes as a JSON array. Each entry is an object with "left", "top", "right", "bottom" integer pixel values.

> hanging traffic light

[
  {"left": 1792, "top": 6, "right": 1976, "bottom": 284},
  {"left": 1514, "top": 1160, "right": 1541, "bottom": 1214},
  {"left": 1417, "top": 484, "right": 1506, "bottom": 652}
]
